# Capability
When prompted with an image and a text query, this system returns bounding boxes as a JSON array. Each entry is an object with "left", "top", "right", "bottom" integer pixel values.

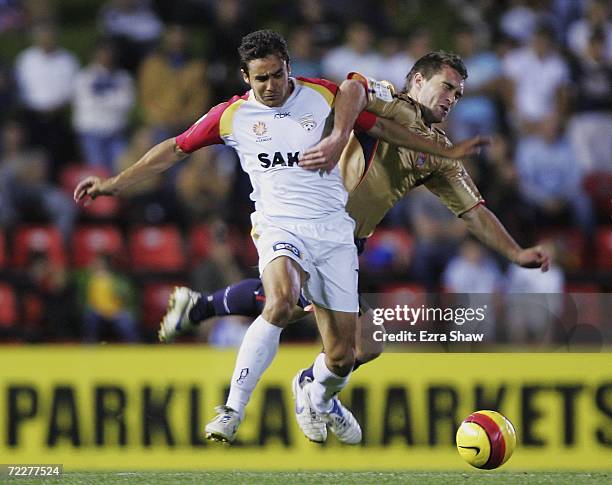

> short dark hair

[
  {"left": 238, "top": 30, "right": 290, "bottom": 73},
  {"left": 405, "top": 51, "right": 468, "bottom": 88}
]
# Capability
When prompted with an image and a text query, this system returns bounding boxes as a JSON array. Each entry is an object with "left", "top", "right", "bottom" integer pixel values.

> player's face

[
  {"left": 412, "top": 65, "right": 464, "bottom": 124},
  {"left": 243, "top": 55, "right": 292, "bottom": 107}
]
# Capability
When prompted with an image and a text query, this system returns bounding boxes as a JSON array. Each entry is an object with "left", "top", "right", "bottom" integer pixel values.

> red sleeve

[
  {"left": 175, "top": 94, "right": 246, "bottom": 153},
  {"left": 296, "top": 76, "right": 375, "bottom": 133},
  {"left": 354, "top": 110, "right": 377, "bottom": 132},
  {"left": 295, "top": 76, "right": 338, "bottom": 95}
]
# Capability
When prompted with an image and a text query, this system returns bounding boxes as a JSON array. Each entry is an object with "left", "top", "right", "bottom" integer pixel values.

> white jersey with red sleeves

[{"left": 176, "top": 77, "right": 375, "bottom": 221}]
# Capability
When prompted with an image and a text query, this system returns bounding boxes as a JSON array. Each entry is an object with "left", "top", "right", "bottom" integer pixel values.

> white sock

[
  {"left": 309, "top": 352, "right": 351, "bottom": 413},
  {"left": 226, "top": 316, "right": 282, "bottom": 418}
]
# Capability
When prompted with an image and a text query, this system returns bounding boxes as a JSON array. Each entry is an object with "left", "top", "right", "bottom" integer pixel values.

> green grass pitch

[{"left": 9, "top": 471, "right": 611, "bottom": 484}]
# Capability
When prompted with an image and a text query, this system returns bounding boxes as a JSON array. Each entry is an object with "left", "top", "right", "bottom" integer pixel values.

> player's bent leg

[
  {"left": 207, "top": 256, "right": 306, "bottom": 443},
  {"left": 260, "top": 257, "right": 304, "bottom": 324},
  {"left": 292, "top": 305, "right": 384, "bottom": 428},
  {"left": 314, "top": 306, "right": 356, "bottom": 377},
  {"left": 305, "top": 306, "right": 362, "bottom": 444},
  {"left": 159, "top": 280, "right": 260, "bottom": 342},
  {"left": 160, "top": 278, "right": 309, "bottom": 344},
  {"left": 194, "top": 278, "right": 266, "bottom": 321},
  {"left": 355, "top": 308, "right": 385, "bottom": 366},
  {"left": 298, "top": 302, "right": 385, "bottom": 382}
]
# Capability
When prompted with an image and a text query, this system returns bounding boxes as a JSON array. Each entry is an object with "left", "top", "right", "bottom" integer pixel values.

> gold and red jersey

[{"left": 340, "top": 75, "right": 484, "bottom": 239}]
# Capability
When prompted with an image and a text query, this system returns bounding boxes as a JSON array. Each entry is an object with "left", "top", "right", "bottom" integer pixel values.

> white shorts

[{"left": 250, "top": 211, "right": 359, "bottom": 313}]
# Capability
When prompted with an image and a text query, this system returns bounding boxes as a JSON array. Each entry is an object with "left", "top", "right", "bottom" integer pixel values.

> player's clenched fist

[
  {"left": 515, "top": 245, "right": 551, "bottom": 272},
  {"left": 299, "top": 132, "right": 349, "bottom": 174}
]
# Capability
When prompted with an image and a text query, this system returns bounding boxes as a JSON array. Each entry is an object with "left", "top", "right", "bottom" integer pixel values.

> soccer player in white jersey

[{"left": 74, "top": 31, "right": 485, "bottom": 446}]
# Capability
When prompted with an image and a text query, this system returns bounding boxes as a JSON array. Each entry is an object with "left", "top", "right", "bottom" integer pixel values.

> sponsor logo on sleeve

[{"left": 370, "top": 79, "right": 394, "bottom": 102}]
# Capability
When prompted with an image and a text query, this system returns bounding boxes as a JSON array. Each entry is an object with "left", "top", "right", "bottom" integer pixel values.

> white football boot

[
  {"left": 292, "top": 371, "right": 327, "bottom": 443},
  {"left": 205, "top": 405, "right": 241, "bottom": 443},
  {"left": 158, "top": 286, "right": 199, "bottom": 343},
  {"left": 323, "top": 397, "right": 362, "bottom": 444}
]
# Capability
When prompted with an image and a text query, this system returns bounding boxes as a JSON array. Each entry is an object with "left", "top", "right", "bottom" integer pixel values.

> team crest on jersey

[
  {"left": 252, "top": 121, "right": 267, "bottom": 136},
  {"left": 299, "top": 113, "right": 317, "bottom": 131}
]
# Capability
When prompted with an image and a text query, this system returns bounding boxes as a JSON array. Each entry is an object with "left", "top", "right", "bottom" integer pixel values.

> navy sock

[
  {"left": 297, "top": 292, "right": 310, "bottom": 309},
  {"left": 300, "top": 366, "right": 315, "bottom": 382},
  {"left": 188, "top": 293, "right": 214, "bottom": 324},
  {"left": 189, "top": 278, "right": 265, "bottom": 323}
]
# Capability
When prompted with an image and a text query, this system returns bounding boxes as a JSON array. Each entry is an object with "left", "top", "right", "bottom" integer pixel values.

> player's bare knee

[
  {"left": 262, "top": 296, "right": 295, "bottom": 326},
  {"left": 326, "top": 346, "right": 355, "bottom": 377},
  {"left": 355, "top": 314, "right": 384, "bottom": 364},
  {"left": 355, "top": 335, "right": 384, "bottom": 364}
]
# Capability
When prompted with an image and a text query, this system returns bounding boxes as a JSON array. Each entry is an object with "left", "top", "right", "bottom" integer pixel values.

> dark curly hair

[
  {"left": 405, "top": 51, "right": 468, "bottom": 90},
  {"left": 238, "top": 30, "right": 290, "bottom": 73}
]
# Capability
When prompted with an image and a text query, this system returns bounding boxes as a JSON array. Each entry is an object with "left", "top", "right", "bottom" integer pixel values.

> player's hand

[
  {"left": 515, "top": 245, "right": 551, "bottom": 272},
  {"left": 299, "top": 132, "right": 349, "bottom": 174},
  {"left": 447, "top": 136, "right": 490, "bottom": 159},
  {"left": 73, "top": 176, "right": 114, "bottom": 205}
]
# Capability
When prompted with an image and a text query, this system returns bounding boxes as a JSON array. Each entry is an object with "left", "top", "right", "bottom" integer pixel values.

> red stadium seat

[
  {"left": 539, "top": 228, "right": 587, "bottom": 270},
  {"left": 563, "top": 290, "right": 603, "bottom": 327},
  {"left": 237, "top": 233, "right": 259, "bottom": 268},
  {"left": 583, "top": 171, "right": 612, "bottom": 217},
  {"left": 189, "top": 223, "right": 257, "bottom": 267},
  {"left": 61, "top": 164, "right": 120, "bottom": 218},
  {"left": 595, "top": 228, "right": 612, "bottom": 270},
  {"left": 360, "top": 228, "right": 414, "bottom": 272},
  {"left": 129, "top": 225, "right": 186, "bottom": 271},
  {"left": 379, "top": 283, "right": 427, "bottom": 308},
  {"left": 381, "top": 283, "right": 427, "bottom": 294},
  {"left": 0, "top": 283, "right": 17, "bottom": 327},
  {"left": 72, "top": 225, "right": 125, "bottom": 268},
  {"left": 22, "top": 292, "right": 44, "bottom": 327},
  {"left": 140, "top": 282, "right": 186, "bottom": 330},
  {"left": 377, "top": 283, "right": 427, "bottom": 329},
  {"left": 0, "top": 231, "right": 5, "bottom": 268},
  {"left": 189, "top": 224, "right": 214, "bottom": 263},
  {"left": 564, "top": 283, "right": 600, "bottom": 293},
  {"left": 12, "top": 225, "right": 66, "bottom": 268}
]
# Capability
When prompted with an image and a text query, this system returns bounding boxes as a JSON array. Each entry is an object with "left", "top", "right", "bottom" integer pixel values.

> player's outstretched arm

[
  {"left": 461, "top": 204, "right": 550, "bottom": 272},
  {"left": 299, "top": 79, "right": 367, "bottom": 173},
  {"left": 367, "top": 118, "right": 488, "bottom": 159},
  {"left": 73, "top": 138, "right": 188, "bottom": 204}
]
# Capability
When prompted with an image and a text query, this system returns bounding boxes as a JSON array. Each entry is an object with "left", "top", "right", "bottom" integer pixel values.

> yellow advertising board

[{"left": 0, "top": 346, "right": 610, "bottom": 471}]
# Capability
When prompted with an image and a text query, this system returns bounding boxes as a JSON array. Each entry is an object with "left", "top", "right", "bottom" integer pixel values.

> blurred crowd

[{"left": 0, "top": 0, "right": 610, "bottom": 344}]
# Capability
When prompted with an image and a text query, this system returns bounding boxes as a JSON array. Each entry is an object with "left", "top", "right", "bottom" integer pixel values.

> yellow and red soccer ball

[{"left": 456, "top": 410, "right": 517, "bottom": 469}]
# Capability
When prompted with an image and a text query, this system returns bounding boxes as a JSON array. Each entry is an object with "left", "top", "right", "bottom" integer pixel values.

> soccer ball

[{"left": 456, "top": 410, "right": 517, "bottom": 469}]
